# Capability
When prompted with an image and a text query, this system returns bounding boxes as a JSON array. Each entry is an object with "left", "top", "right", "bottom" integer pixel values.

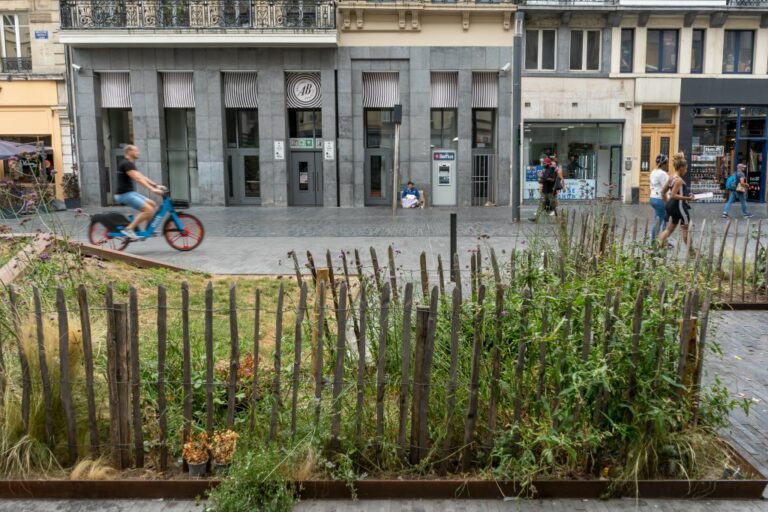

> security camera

[
  {"left": 71, "top": 63, "right": 82, "bottom": 72},
  {"left": 501, "top": 62, "right": 511, "bottom": 73}
]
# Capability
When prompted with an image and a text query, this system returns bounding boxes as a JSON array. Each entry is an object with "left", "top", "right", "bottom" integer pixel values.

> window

[
  {"left": 570, "top": 30, "right": 601, "bottom": 71},
  {"left": 430, "top": 109, "right": 458, "bottom": 149},
  {"left": 525, "top": 29, "right": 556, "bottom": 71},
  {"left": 723, "top": 30, "right": 754, "bottom": 74},
  {"left": 288, "top": 110, "right": 322, "bottom": 140},
  {"left": 0, "top": 13, "right": 31, "bottom": 73},
  {"left": 641, "top": 108, "right": 674, "bottom": 124},
  {"left": 620, "top": 29, "right": 634, "bottom": 73},
  {"left": 365, "top": 109, "right": 394, "bottom": 149},
  {"left": 472, "top": 110, "right": 495, "bottom": 149},
  {"left": 691, "top": 29, "right": 705, "bottom": 74},
  {"left": 646, "top": 29, "right": 678, "bottom": 73},
  {"left": 226, "top": 109, "right": 259, "bottom": 149}
]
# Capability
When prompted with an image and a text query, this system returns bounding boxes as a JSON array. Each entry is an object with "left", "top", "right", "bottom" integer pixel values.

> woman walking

[
  {"left": 658, "top": 152, "right": 695, "bottom": 251},
  {"left": 649, "top": 154, "right": 670, "bottom": 241}
]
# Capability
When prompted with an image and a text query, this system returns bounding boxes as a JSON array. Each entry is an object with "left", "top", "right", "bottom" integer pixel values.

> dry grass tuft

[{"left": 69, "top": 457, "right": 117, "bottom": 480}]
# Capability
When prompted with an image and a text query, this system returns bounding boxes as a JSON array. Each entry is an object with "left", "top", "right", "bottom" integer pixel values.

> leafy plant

[{"left": 183, "top": 431, "right": 210, "bottom": 464}]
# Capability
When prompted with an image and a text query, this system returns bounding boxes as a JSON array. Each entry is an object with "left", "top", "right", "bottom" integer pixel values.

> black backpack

[{"left": 543, "top": 166, "right": 557, "bottom": 183}]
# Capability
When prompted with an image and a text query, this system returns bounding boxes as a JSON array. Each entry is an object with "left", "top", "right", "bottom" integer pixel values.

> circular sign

[{"left": 292, "top": 78, "right": 319, "bottom": 104}]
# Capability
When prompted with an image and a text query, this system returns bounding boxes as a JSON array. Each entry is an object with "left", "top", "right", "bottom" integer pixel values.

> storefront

[
  {"left": 0, "top": 80, "right": 65, "bottom": 202},
  {"left": 688, "top": 107, "right": 766, "bottom": 203},
  {"left": 680, "top": 78, "right": 767, "bottom": 204},
  {"left": 522, "top": 122, "right": 623, "bottom": 201}
]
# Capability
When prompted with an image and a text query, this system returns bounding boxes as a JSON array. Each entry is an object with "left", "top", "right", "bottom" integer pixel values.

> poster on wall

[
  {"left": 523, "top": 165, "right": 597, "bottom": 200},
  {"left": 274, "top": 140, "right": 285, "bottom": 160},
  {"left": 324, "top": 140, "right": 335, "bottom": 160}
]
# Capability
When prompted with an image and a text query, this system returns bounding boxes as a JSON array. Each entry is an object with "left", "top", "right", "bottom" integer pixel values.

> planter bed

[{"left": 0, "top": 448, "right": 764, "bottom": 501}]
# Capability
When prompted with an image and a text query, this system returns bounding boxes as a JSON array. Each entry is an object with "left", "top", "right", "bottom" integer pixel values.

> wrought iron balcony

[
  {"left": 518, "top": 0, "right": 617, "bottom": 5},
  {"left": 727, "top": 0, "right": 768, "bottom": 6},
  {"left": 1, "top": 57, "right": 33, "bottom": 73},
  {"left": 60, "top": 0, "right": 336, "bottom": 30}
]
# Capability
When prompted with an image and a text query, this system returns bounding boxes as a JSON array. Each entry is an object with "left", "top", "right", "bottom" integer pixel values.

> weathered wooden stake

[
  {"left": 78, "top": 285, "right": 100, "bottom": 457},
  {"left": 290, "top": 283, "right": 308, "bottom": 438},
  {"left": 461, "top": 285, "right": 486, "bottom": 472},
  {"left": 129, "top": 286, "right": 144, "bottom": 468},
  {"left": 398, "top": 283, "right": 414, "bottom": 457},
  {"left": 156, "top": 289, "right": 168, "bottom": 471},
  {"left": 375, "top": 283, "right": 391, "bottom": 449},
  {"left": 227, "top": 284, "right": 240, "bottom": 429},
  {"left": 57, "top": 289, "right": 78, "bottom": 466},
  {"left": 33, "top": 287, "right": 53, "bottom": 445},
  {"left": 269, "top": 284, "right": 285, "bottom": 441},
  {"left": 205, "top": 283, "right": 214, "bottom": 438},
  {"left": 330, "top": 283, "right": 348, "bottom": 449}
]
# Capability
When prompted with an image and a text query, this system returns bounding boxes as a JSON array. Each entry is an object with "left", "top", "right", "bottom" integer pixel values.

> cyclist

[{"left": 114, "top": 145, "right": 166, "bottom": 240}]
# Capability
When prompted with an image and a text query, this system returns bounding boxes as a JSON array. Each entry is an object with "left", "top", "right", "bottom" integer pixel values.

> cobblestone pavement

[{"left": 4, "top": 203, "right": 767, "bottom": 275}]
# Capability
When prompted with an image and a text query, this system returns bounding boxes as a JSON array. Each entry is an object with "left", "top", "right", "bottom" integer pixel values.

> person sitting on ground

[{"left": 401, "top": 181, "right": 424, "bottom": 209}]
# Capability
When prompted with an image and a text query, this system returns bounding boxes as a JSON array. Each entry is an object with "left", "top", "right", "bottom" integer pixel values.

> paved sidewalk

[{"left": 4, "top": 203, "right": 766, "bottom": 274}]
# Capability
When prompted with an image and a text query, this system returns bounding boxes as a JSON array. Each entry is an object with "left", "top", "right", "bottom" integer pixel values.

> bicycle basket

[{"left": 171, "top": 199, "right": 190, "bottom": 210}]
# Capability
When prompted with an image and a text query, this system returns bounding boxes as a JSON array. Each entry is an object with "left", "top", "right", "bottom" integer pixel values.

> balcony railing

[
  {"left": 60, "top": 0, "right": 336, "bottom": 30},
  {"left": 1, "top": 57, "right": 33, "bottom": 73},
  {"left": 726, "top": 0, "right": 768, "bottom": 6},
  {"left": 518, "top": 0, "right": 617, "bottom": 5}
]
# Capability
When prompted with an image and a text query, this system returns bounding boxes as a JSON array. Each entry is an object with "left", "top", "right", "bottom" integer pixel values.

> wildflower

[
  {"left": 74, "top": 208, "right": 83, "bottom": 214},
  {"left": 39, "top": 252, "right": 50, "bottom": 262}
]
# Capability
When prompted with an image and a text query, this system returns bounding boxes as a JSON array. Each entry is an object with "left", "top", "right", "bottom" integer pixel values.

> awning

[
  {"left": 224, "top": 72, "right": 258, "bottom": 109},
  {"left": 472, "top": 72, "right": 498, "bottom": 109},
  {"left": 363, "top": 72, "right": 399, "bottom": 109},
  {"left": 286, "top": 72, "right": 321, "bottom": 109},
  {"left": 100, "top": 72, "right": 132, "bottom": 109},
  {"left": 162, "top": 72, "right": 195, "bottom": 109},
  {"left": 431, "top": 72, "right": 458, "bottom": 109}
]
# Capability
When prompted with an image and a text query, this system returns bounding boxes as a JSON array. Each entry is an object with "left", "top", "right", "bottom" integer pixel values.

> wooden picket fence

[{"left": 0, "top": 209, "right": 762, "bottom": 474}]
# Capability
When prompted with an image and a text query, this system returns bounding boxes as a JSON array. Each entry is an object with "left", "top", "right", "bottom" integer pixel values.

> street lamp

[{"left": 511, "top": 11, "right": 524, "bottom": 222}]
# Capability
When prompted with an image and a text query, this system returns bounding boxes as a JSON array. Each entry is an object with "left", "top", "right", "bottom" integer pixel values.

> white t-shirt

[{"left": 649, "top": 168, "right": 669, "bottom": 200}]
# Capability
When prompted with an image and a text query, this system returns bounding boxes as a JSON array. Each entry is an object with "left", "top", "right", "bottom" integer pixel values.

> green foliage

[{"left": 206, "top": 440, "right": 296, "bottom": 512}]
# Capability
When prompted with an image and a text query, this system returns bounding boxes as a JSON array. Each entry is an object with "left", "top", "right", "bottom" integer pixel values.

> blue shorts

[{"left": 114, "top": 191, "right": 148, "bottom": 211}]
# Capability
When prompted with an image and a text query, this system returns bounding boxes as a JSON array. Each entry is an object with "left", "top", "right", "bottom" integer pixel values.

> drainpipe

[
  {"left": 64, "top": 45, "right": 80, "bottom": 192},
  {"left": 511, "top": 11, "right": 524, "bottom": 222}
]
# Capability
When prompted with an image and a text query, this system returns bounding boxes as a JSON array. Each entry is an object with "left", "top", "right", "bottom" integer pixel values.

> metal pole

[
  {"left": 511, "top": 12, "right": 524, "bottom": 223},
  {"left": 392, "top": 123, "right": 401, "bottom": 217},
  {"left": 450, "top": 213, "right": 457, "bottom": 265}
]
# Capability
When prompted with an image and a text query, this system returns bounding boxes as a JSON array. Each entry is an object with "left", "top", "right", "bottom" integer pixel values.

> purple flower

[
  {"left": 39, "top": 252, "right": 50, "bottom": 262},
  {"left": 49, "top": 169, "right": 58, "bottom": 175},
  {"left": 74, "top": 208, "right": 83, "bottom": 214}
]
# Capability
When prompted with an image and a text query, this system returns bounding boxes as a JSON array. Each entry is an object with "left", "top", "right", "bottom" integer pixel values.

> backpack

[
  {"left": 725, "top": 174, "right": 737, "bottom": 191},
  {"left": 543, "top": 166, "right": 557, "bottom": 183}
]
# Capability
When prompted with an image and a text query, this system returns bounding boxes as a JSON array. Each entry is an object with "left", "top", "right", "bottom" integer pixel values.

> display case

[{"left": 690, "top": 144, "right": 727, "bottom": 203}]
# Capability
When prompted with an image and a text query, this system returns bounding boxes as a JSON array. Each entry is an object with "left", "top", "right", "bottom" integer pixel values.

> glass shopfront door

[{"left": 365, "top": 109, "right": 395, "bottom": 206}]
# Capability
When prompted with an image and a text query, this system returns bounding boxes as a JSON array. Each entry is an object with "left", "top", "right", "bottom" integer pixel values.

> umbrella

[{"left": 0, "top": 140, "right": 40, "bottom": 160}]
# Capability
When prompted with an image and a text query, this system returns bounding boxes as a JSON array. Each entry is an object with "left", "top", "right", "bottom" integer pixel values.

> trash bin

[{"left": 631, "top": 187, "right": 640, "bottom": 205}]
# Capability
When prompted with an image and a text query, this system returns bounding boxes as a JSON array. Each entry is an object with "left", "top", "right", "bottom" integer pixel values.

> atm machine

[{"left": 431, "top": 150, "right": 457, "bottom": 206}]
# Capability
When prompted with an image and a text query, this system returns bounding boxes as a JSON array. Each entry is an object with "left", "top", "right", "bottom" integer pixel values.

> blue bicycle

[{"left": 88, "top": 189, "right": 204, "bottom": 252}]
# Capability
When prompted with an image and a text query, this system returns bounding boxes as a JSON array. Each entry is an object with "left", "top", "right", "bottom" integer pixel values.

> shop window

[
  {"left": 165, "top": 109, "right": 198, "bottom": 203},
  {"left": 431, "top": 109, "right": 458, "bottom": 149},
  {"left": 691, "top": 29, "right": 705, "bottom": 74},
  {"left": 523, "top": 123, "right": 622, "bottom": 200},
  {"left": 525, "top": 29, "right": 556, "bottom": 71},
  {"left": 723, "top": 30, "right": 754, "bottom": 74},
  {"left": 570, "top": 30, "right": 601, "bottom": 71},
  {"left": 646, "top": 29, "right": 678, "bottom": 73},
  {"left": 472, "top": 110, "right": 495, "bottom": 149},
  {"left": 0, "top": 13, "right": 32, "bottom": 72},
  {"left": 365, "top": 109, "right": 394, "bottom": 149},
  {"left": 620, "top": 29, "right": 634, "bottom": 73},
  {"left": 226, "top": 109, "right": 259, "bottom": 149},
  {"left": 641, "top": 108, "right": 674, "bottom": 125}
]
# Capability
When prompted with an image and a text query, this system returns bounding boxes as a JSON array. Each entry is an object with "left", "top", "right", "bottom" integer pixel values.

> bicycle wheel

[
  {"left": 163, "top": 213, "right": 204, "bottom": 251},
  {"left": 88, "top": 220, "right": 129, "bottom": 252}
]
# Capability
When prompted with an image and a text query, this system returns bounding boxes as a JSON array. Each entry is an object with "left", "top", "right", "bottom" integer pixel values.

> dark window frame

[
  {"left": 570, "top": 29, "right": 601, "bottom": 72},
  {"left": 723, "top": 29, "right": 754, "bottom": 75},
  {"left": 691, "top": 29, "right": 705, "bottom": 74},
  {"left": 620, "top": 28, "right": 634, "bottom": 73},
  {"left": 646, "top": 29, "right": 679, "bottom": 74},
  {"left": 472, "top": 109, "right": 496, "bottom": 149},
  {"left": 525, "top": 28, "right": 557, "bottom": 71}
]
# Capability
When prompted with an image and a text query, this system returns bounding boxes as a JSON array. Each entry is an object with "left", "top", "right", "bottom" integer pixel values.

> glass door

[
  {"left": 226, "top": 109, "right": 260, "bottom": 204},
  {"left": 639, "top": 127, "right": 675, "bottom": 203},
  {"left": 364, "top": 109, "right": 394, "bottom": 206},
  {"left": 165, "top": 109, "right": 198, "bottom": 203}
]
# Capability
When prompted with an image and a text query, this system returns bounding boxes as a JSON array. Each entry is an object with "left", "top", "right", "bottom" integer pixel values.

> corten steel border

[
  {"left": 0, "top": 448, "right": 764, "bottom": 500},
  {"left": 713, "top": 302, "right": 768, "bottom": 311}
]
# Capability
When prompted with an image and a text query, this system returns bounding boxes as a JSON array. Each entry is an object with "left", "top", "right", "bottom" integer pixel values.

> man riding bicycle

[{"left": 114, "top": 145, "right": 166, "bottom": 240}]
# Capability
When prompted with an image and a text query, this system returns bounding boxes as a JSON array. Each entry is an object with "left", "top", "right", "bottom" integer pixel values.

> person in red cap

[{"left": 530, "top": 156, "right": 559, "bottom": 222}]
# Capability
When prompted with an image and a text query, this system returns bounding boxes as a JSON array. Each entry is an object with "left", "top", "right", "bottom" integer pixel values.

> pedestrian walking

[
  {"left": 658, "top": 152, "right": 695, "bottom": 252},
  {"left": 649, "top": 154, "right": 670, "bottom": 241},
  {"left": 529, "top": 157, "right": 558, "bottom": 222},
  {"left": 722, "top": 163, "right": 753, "bottom": 219}
]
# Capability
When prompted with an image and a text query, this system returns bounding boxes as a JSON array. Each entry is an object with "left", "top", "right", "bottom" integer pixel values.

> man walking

[
  {"left": 114, "top": 145, "right": 166, "bottom": 239},
  {"left": 722, "top": 163, "right": 753, "bottom": 219},
  {"left": 530, "top": 157, "right": 558, "bottom": 222}
]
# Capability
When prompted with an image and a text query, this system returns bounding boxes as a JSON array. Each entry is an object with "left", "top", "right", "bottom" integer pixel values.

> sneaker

[
  {"left": 744, "top": 214, "right": 754, "bottom": 219},
  {"left": 120, "top": 228, "right": 140, "bottom": 241},
  {"left": 549, "top": 211, "right": 556, "bottom": 217},
  {"left": 722, "top": 213, "right": 729, "bottom": 219}
]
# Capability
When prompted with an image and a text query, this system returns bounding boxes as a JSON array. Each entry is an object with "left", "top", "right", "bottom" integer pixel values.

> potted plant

[
  {"left": 182, "top": 431, "right": 209, "bottom": 477},
  {"left": 62, "top": 170, "right": 80, "bottom": 209},
  {"left": 211, "top": 429, "right": 239, "bottom": 472}
]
